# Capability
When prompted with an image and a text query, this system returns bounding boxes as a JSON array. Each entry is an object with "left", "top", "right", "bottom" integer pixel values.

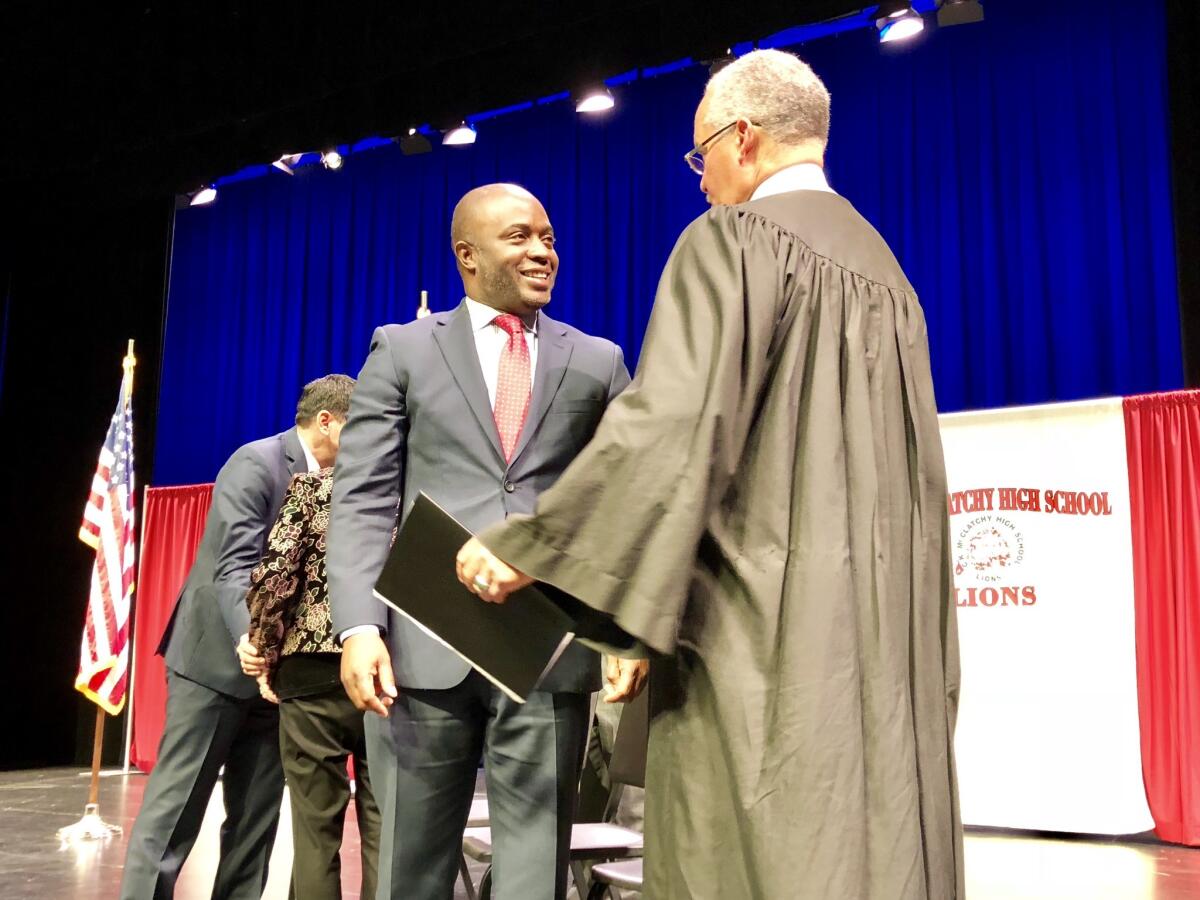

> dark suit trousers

[
  {"left": 279, "top": 687, "right": 381, "bottom": 900},
  {"left": 379, "top": 671, "right": 589, "bottom": 900},
  {"left": 119, "top": 669, "right": 284, "bottom": 900}
]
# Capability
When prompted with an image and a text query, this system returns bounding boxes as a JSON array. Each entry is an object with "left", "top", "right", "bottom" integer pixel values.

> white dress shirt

[
  {"left": 339, "top": 298, "right": 538, "bottom": 644},
  {"left": 463, "top": 296, "right": 539, "bottom": 406},
  {"left": 298, "top": 431, "right": 320, "bottom": 473},
  {"left": 750, "top": 162, "right": 835, "bottom": 200}
]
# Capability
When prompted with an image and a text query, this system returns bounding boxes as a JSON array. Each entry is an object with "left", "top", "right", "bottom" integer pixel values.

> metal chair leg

[
  {"left": 570, "top": 859, "right": 592, "bottom": 899},
  {"left": 458, "top": 852, "right": 478, "bottom": 900}
]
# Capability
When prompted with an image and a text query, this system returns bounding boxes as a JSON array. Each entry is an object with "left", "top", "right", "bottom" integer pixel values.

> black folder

[{"left": 372, "top": 492, "right": 580, "bottom": 703}]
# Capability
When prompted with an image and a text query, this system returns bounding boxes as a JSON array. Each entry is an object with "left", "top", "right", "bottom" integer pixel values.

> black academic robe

[{"left": 480, "top": 189, "right": 964, "bottom": 899}]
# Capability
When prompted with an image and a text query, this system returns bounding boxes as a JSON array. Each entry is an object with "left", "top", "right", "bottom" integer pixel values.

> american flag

[{"left": 76, "top": 367, "right": 136, "bottom": 715}]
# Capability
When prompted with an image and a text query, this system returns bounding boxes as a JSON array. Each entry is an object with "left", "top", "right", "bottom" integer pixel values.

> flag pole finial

[{"left": 122, "top": 340, "right": 136, "bottom": 400}]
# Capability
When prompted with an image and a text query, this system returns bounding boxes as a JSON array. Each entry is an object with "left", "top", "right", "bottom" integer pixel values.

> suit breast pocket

[{"left": 545, "top": 399, "right": 603, "bottom": 448}]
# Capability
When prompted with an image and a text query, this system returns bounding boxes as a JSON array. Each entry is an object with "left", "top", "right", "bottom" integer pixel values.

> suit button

[{"left": 503, "top": 480, "right": 515, "bottom": 493}]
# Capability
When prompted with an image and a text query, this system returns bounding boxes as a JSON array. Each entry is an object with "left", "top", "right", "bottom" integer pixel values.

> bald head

[
  {"left": 451, "top": 183, "right": 538, "bottom": 247},
  {"left": 451, "top": 183, "right": 559, "bottom": 315}
]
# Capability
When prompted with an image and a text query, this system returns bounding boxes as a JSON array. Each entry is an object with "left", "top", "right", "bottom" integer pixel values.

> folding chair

[
  {"left": 587, "top": 859, "right": 644, "bottom": 899},
  {"left": 457, "top": 794, "right": 491, "bottom": 900},
  {"left": 459, "top": 687, "right": 650, "bottom": 900},
  {"left": 580, "top": 686, "right": 649, "bottom": 898}
]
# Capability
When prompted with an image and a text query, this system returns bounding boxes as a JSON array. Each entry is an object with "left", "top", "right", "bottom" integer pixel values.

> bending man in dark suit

[
  {"left": 327, "top": 183, "right": 645, "bottom": 900},
  {"left": 120, "top": 374, "right": 355, "bottom": 900}
]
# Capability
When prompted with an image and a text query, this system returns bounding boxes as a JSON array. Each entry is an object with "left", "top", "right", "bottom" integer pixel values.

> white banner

[{"left": 941, "top": 398, "right": 1152, "bottom": 834}]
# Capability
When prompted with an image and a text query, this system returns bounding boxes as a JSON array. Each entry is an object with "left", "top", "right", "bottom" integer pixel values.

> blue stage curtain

[{"left": 155, "top": 0, "right": 1181, "bottom": 485}]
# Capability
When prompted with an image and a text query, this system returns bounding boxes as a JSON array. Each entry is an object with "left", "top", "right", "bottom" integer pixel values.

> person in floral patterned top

[{"left": 243, "top": 466, "right": 380, "bottom": 900}]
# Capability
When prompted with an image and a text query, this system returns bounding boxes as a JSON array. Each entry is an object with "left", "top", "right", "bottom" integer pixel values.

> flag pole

[
  {"left": 122, "top": 341, "right": 143, "bottom": 773},
  {"left": 58, "top": 341, "right": 135, "bottom": 845},
  {"left": 87, "top": 705, "right": 106, "bottom": 807},
  {"left": 110, "top": 339, "right": 138, "bottom": 775},
  {"left": 123, "top": 479, "right": 149, "bottom": 774}
]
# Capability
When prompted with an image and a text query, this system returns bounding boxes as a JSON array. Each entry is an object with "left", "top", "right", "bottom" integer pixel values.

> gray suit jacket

[
  {"left": 328, "top": 301, "right": 630, "bottom": 693},
  {"left": 159, "top": 429, "right": 308, "bottom": 698}
]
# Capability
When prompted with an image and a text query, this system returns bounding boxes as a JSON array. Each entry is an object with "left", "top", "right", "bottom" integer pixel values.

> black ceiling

[{"left": 3, "top": 1, "right": 866, "bottom": 200}]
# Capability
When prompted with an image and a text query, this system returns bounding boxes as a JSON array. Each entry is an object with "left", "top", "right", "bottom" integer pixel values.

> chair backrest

[{"left": 607, "top": 687, "right": 648, "bottom": 790}]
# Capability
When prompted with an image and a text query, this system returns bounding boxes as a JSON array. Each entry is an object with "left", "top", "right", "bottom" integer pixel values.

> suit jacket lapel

[
  {"left": 510, "top": 313, "right": 573, "bottom": 466},
  {"left": 433, "top": 301, "right": 506, "bottom": 464}
]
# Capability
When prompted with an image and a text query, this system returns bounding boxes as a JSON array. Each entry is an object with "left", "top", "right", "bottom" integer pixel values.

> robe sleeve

[{"left": 479, "top": 206, "right": 804, "bottom": 654}]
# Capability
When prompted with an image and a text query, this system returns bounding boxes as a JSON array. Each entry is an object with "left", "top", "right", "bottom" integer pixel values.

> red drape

[
  {"left": 1125, "top": 390, "right": 1200, "bottom": 845},
  {"left": 130, "top": 483, "right": 213, "bottom": 773}
]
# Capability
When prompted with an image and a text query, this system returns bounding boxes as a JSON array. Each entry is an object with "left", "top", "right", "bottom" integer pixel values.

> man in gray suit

[
  {"left": 120, "top": 374, "right": 355, "bottom": 900},
  {"left": 327, "top": 184, "right": 637, "bottom": 900}
]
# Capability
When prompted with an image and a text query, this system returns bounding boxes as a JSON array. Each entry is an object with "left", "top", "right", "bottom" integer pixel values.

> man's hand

[
  {"left": 237, "top": 633, "right": 266, "bottom": 677},
  {"left": 256, "top": 673, "right": 279, "bottom": 704},
  {"left": 455, "top": 537, "right": 534, "bottom": 604},
  {"left": 340, "top": 631, "right": 398, "bottom": 717},
  {"left": 603, "top": 657, "right": 649, "bottom": 703}
]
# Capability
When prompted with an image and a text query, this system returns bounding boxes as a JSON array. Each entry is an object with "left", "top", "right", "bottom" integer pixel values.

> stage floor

[
  {"left": 3, "top": 767, "right": 1199, "bottom": 899},
  {"left": 0, "top": 766, "right": 490, "bottom": 899}
]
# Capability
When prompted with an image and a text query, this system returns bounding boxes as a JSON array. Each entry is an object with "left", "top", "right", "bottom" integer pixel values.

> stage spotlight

[
  {"left": 575, "top": 86, "right": 615, "bottom": 114},
  {"left": 189, "top": 185, "right": 217, "bottom": 207},
  {"left": 876, "top": 2, "right": 925, "bottom": 42},
  {"left": 937, "top": 0, "right": 984, "bottom": 26},
  {"left": 272, "top": 153, "right": 303, "bottom": 175},
  {"left": 321, "top": 149, "right": 344, "bottom": 170},
  {"left": 396, "top": 127, "right": 433, "bottom": 156},
  {"left": 443, "top": 122, "right": 477, "bottom": 146}
]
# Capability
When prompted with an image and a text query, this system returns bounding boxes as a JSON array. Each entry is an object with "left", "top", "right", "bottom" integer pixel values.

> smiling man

[{"left": 326, "top": 183, "right": 634, "bottom": 899}]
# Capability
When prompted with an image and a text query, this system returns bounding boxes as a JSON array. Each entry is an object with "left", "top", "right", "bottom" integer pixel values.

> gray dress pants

[
  {"left": 119, "top": 669, "right": 284, "bottom": 900},
  {"left": 370, "top": 670, "right": 589, "bottom": 900}
]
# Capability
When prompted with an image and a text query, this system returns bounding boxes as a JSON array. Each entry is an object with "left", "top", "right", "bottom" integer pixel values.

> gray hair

[{"left": 703, "top": 49, "right": 831, "bottom": 147}]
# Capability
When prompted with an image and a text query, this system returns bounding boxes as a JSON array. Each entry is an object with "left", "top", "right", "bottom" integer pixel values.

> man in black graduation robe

[{"left": 457, "top": 49, "right": 964, "bottom": 899}]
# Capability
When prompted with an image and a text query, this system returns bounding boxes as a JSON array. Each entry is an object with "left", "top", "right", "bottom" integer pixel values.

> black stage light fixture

[
  {"left": 937, "top": 0, "right": 984, "bottom": 27},
  {"left": 690, "top": 34, "right": 736, "bottom": 75},
  {"left": 395, "top": 128, "right": 433, "bottom": 155},
  {"left": 708, "top": 51, "right": 736, "bottom": 76},
  {"left": 693, "top": 44, "right": 736, "bottom": 76}
]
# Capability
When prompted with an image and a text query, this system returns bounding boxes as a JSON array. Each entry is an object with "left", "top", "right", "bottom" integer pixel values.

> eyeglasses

[{"left": 683, "top": 120, "right": 742, "bottom": 175}]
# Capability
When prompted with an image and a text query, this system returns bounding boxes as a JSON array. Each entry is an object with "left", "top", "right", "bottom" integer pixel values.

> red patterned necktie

[{"left": 492, "top": 313, "right": 531, "bottom": 462}]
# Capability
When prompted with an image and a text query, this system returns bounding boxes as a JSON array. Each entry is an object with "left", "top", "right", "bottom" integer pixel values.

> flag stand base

[
  {"left": 56, "top": 803, "right": 123, "bottom": 844},
  {"left": 58, "top": 707, "right": 123, "bottom": 845}
]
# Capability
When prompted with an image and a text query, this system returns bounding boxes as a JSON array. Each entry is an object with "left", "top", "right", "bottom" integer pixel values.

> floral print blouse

[{"left": 246, "top": 468, "right": 338, "bottom": 680}]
